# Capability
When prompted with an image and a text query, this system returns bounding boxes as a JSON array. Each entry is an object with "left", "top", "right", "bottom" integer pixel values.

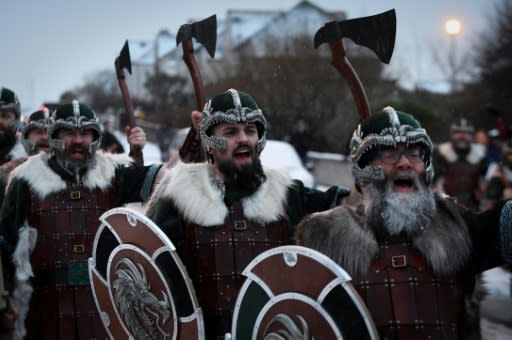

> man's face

[
  {"left": 209, "top": 122, "right": 259, "bottom": 173},
  {"left": 56, "top": 128, "right": 95, "bottom": 162},
  {"left": 451, "top": 130, "right": 472, "bottom": 150},
  {"left": 369, "top": 144, "right": 426, "bottom": 193},
  {"left": 0, "top": 109, "right": 17, "bottom": 144},
  {"left": 27, "top": 128, "right": 49, "bottom": 153}
]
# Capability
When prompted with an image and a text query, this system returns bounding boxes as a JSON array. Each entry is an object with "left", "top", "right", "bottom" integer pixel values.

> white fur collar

[
  {"left": 10, "top": 151, "right": 133, "bottom": 199},
  {"left": 9, "top": 140, "right": 28, "bottom": 159},
  {"left": 438, "top": 142, "right": 485, "bottom": 164},
  {"left": 155, "top": 162, "right": 292, "bottom": 226}
]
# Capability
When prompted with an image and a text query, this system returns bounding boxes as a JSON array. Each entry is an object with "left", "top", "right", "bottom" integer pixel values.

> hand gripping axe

[
  {"left": 176, "top": 14, "right": 217, "bottom": 162},
  {"left": 114, "top": 40, "right": 143, "bottom": 165},
  {"left": 314, "top": 9, "right": 396, "bottom": 119}
]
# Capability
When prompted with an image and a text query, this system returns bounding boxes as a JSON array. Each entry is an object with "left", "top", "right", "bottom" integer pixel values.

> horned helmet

[{"left": 349, "top": 106, "right": 434, "bottom": 188}]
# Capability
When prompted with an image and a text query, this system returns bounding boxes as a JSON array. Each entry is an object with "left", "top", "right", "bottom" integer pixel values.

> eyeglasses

[{"left": 377, "top": 147, "right": 425, "bottom": 165}]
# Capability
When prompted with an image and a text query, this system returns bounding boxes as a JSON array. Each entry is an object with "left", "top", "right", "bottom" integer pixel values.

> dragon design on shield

[
  {"left": 263, "top": 314, "right": 310, "bottom": 340},
  {"left": 113, "top": 258, "right": 171, "bottom": 339}
]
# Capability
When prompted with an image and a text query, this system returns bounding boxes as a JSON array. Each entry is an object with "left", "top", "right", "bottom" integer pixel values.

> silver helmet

[
  {"left": 200, "top": 88, "right": 267, "bottom": 156},
  {"left": 21, "top": 107, "right": 51, "bottom": 155},
  {"left": 48, "top": 100, "right": 102, "bottom": 157},
  {"left": 349, "top": 106, "right": 434, "bottom": 187}
]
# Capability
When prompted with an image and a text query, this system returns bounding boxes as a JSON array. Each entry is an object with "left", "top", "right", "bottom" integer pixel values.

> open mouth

[
  {"left": 393, "top": 176, "right": 416, "bottom": 192},
  {"left": 233, "top": 148, "right": 252, "bottom": 162},
  {"left": 70, "top": 148, "right": 87, "bottom": 159}
]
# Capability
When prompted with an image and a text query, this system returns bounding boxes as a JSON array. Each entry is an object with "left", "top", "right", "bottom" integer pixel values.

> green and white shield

[{"left": 231, "top": 245, "right": 378, "bottom": 339}]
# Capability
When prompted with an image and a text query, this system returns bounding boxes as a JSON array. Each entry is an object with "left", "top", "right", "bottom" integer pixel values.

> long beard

[
  {"left": 217, "top": 155, "right": 266, "bottom": 193},
  {"left": 364, "top": 173, "right": 436, "bottom": 236}
]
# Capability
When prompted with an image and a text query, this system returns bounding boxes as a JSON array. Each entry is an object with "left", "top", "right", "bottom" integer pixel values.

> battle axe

[
  {"left": 176, "top": 14, "right": 217, "bottom": 162},
  {"left": 314, "top": 9, "right": 396, "bottom": 119},
  {"left": 114, "top": 40, "right": 143, "bottom": 165}
]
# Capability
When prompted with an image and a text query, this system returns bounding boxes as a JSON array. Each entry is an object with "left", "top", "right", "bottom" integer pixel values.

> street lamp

[{"left": 445, "top": 18, "right": 462, "bottom": 91}]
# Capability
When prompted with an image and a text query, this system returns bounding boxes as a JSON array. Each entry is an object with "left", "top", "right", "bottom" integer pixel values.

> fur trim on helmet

[
  {"left": 297, "top": 193, "right": 471, "bottom": 276},
  {"left": 350, "top": 106, "right": 434, "bottom": 187},
  {"left": 147, "top": 162, "right": 292, "bottom": 226},
  {"left": 9, "top": 151, "right": 132, "bottom": 198},
  {"left": 199, "top": 89, "right": 267, "bottom": 156}
]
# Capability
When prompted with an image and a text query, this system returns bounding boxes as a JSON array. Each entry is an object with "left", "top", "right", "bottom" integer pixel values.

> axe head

[
  {"left": 115, "top": 40, "right": 132, "bottom": 74},
  {"left": 177, "top": 14, "right": 217, "bottom": 59},
  {"left": 314, "top": 9, "right": 396, "bottom": 64}
]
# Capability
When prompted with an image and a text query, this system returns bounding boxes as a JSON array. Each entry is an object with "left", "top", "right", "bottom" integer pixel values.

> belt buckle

[
  {"left": 391, "top": 255, "right": 407, "bottom": 268},
  {"left": 234, "top": 220, "right": 247, "bottom": 231},
  {"left": 70, "top": 191, "right": 81, "bottom": 200},
  {"left": 73, "top": 244, "right": 85, "bottom": 253}
]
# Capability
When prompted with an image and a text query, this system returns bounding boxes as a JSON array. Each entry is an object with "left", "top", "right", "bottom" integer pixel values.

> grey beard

[{"left": 363, "top": 174, "right": 436, "bottom": 236}]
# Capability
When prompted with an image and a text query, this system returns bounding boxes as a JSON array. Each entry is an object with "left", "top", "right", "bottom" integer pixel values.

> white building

[{"left": 126, "top": 1, "right": 346, "bottom": 100}]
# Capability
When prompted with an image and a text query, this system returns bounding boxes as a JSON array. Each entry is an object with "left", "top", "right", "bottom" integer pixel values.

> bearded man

[
  {"left": 145, "top": 88, "right": 344, "bottom": 338},
  {"left": 434, "top": 118, "right": 487, "bottom": 208},
  {"left": 0, "top": 100, "right": 164, "bottom": 339},
  {"left": 296, "top": 107, "right": 511, "bottom": 340},
  {"left": 0, "top": 87, "right": 26, "bottom": 165}
]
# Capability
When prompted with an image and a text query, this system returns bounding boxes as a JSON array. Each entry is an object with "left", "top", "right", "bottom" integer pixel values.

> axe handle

[
  {"left": 329, "top": 40, "right": 371, "bottom": 119},
  {"left": 180, "top": 39, "right": 206, "bottom": 162},
  {"left": 115, "top": 68, "right": 144, "bottom": 165}
]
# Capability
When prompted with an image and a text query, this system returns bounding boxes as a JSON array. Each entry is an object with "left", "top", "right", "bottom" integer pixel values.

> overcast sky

[{"left": 1, "top": 0, "right": 500, "bottom": 111}]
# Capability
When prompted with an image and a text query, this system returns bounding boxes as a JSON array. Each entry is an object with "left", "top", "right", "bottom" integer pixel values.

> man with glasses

[{"left": 296, "top": 106, "right": 511, "bottom": 339}]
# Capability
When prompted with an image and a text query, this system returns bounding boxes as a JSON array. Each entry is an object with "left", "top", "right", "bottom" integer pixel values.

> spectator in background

[
  {"left": 433, "top": 118, "right": 487, "bottom": 209},
  {"left": 99, "top": 116, "right": 124, "bottom": 154},
  {"left": 487, "top": 128, "right": 504, "bottom": 164},
  {"left": 482, "top": 140, "right": 512, "bottom": 210},
  {"left": 289, "top": 118, "right": 313, "bottom": 166}
]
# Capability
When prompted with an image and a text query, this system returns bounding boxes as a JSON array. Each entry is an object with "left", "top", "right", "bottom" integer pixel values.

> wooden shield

[
  {"left": 88, "top": 207, "right": 204, "bottom": 339},
  {"left": 231, "top": 245, "right": 378, "bottom": 339}
]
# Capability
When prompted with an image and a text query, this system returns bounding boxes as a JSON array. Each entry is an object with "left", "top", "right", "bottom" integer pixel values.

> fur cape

[
  {"left": 146, "top": 162, "right": 293, "bottom": 226},
  {"left": 297, "top": 192, "right": 472, "bottom": 276},
  {"left": 7, "top": 151, "right": 133, "bottom": 339},
  {"left": 9, "top": 151, "right": 133, "bottom": 199},
  {"left": 437, "top": 142, "right": 486, "bottom": 165}
]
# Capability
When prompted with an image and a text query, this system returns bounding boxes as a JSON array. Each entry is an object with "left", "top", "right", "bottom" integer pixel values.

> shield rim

[
  {"left": 88, "top": 207, "right": 205, "bottom": 339},
  {"left": 231, "top": 245, "right": 379, "bottom": 339}
]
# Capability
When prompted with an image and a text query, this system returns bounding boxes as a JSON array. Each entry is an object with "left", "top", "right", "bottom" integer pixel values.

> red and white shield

[
  {"left": 231, "top": 245, "right": 378, "bottom": 339},
  {"left": 88, "top": 207, "right": 204, "bottom": 339}
]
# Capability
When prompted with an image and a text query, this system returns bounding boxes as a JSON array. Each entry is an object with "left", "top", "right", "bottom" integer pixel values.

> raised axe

[
  {"left": 114, "top": 40, "right": 143, "bottom": 165},
  {"left": 176, "top": 14, "right": 217, "bottom": 163},
  {"left": 314, "top": 9, "right": 396, "bottom": 119}
]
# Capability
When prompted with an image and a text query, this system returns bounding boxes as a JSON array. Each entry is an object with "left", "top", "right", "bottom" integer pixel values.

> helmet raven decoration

[
  {"left": 22, "top": 107, "right": 51, "bottom": 155},
  {"left": 349, "top": 106, "right": 434, "bottom": 187},
  {"left": 49, "top": 100, "right": 102, "bottom": 157},
  {"left": 200, "top": 88, "right": 267, "bottom": 156}
]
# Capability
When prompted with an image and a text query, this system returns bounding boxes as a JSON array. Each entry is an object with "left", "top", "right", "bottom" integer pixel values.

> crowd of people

[{"left": 0, "top": 85, "right": 509, "bottom": 339}]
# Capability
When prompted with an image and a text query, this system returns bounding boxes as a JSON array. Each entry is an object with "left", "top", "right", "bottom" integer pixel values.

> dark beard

[
  {"left": 363, "top": 174, "right": 436, "bottom": 238},
  {"left": 0, "top": 125, "right": 16, "bottom": 148},
  {"left": 217, "top": 156, "right": 266, "bottom": 195}
]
